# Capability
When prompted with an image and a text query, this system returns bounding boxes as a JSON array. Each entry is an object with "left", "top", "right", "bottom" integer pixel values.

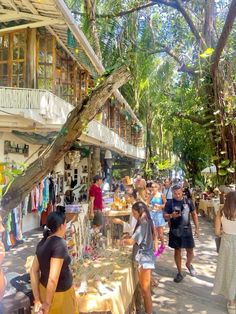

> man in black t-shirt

[{"left": 164, "top": 185, "right": 199, "bottom": 283}]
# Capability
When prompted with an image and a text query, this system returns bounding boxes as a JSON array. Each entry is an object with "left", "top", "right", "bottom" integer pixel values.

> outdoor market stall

[
  {"left": 64, "top": 191, "right": 138, "bottom": 314},
  {"left": 73, "top": 247, "right": 138, "bottom": 314},
  {"left": 198, "top": 198, "right": 222, "bottom": 220}
]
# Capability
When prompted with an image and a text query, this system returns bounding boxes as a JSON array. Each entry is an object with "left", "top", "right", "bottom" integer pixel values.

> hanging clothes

[
  {"left": 42, "top": 178, "right": 49, "bottom": 209},
  {"left": 37, "top": 181, "right": 44, "bottom": 212},
  {"left": 40, "top": 202, "right": 52, "bottom": 226},
  {"left": 22, "top": 195, "right": 29, "bottom": 216},
  {"left": 49, "top": 177, "right": 56, "bottom": 206}
]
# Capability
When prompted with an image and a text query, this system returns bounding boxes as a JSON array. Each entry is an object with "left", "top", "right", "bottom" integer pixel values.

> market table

[
  {"left": 199, "top": 199, "right": 222, "bottom": 220},
  {"left": 104, "top": 209, "right": 131, "bottom": 246},
  {"left": 73, "top": 248, "right": 138, "bottom": 314}
]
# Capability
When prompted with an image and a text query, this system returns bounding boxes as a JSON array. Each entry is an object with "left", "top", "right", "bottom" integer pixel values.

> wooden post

[{"left": 26, "top": 29, "right": 37, "bottom": 88}]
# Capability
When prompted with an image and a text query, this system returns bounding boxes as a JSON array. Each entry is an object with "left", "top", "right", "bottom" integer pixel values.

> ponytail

[{"left": 37, "top": 211, "right": 65, "bottom": 248}]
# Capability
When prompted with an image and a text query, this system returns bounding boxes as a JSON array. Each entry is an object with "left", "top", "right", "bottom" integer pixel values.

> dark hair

[
  {"left": 39, "top": 211, "right": 66, "bottom": 247},
  {"left": 93, "top": 174, "right": 102, "bottom": 183},
  {"left": 172, "top": 184, "right": 182, "bottom": 191},
  {"left": 132, "top": 201, "right": 155, "bottom": 238},
  {"left": 221, "top": 191, "right": 236, "bottom": 220},
  {"left": 56, "top": 205, "right": 65, "bottom": 213}
]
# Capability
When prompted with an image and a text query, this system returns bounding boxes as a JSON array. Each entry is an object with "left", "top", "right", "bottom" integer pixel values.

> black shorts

[{"left": 169, "top": 228, "right": 195, "bottom": 249}]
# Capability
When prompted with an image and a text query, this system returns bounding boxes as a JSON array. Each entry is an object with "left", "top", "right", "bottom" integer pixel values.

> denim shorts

[
  {"left": 150, "top": 210, "right": 166, "bottom": 227},
  {"left": 138, "top": 261, "right": 155, "bottom": 269}
]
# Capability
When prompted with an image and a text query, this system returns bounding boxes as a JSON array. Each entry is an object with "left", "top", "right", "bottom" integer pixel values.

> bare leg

[
  {"left": 157, "top": 227, "right": 165, "bottom": 247},
  {"left": 138, "top": 268, "right": 152, "bottom": 314},
  {"left": 174, "top": 248, "right": 182, "bottom": 273},
  {"left": 186, "top": 248, "right": 194, "bottom": 268},
  {"left": 153, "top": 228, "right": 158, "bottom": 251}
]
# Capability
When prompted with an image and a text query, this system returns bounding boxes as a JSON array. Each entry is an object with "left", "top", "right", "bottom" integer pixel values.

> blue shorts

[
  {"left": 150, "top": 210, "right": 165, "bottom": 227},
  {"left": 138, "top": 261, "right": 155, "bottom": 269}
]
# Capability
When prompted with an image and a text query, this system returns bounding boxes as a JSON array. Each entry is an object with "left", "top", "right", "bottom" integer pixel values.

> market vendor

[{"left": 88, "top": 175, "right": 104, "bottom": 229}]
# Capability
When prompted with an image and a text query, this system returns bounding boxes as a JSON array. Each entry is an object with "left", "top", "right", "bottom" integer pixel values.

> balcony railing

[
  {"left": 86, "top": 120, "right": 145, "bottom": 160},
  {"left": 0, "top": 87, "right": 144, "bottom": 158},
  {"left": 0, "top": 87, "right": 74, "bottom": 123}
]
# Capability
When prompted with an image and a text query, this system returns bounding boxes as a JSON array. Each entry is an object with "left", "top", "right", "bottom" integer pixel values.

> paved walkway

[
  {"left": 2, "top": 218, "right": 227, "bottom": 313},
  {"left": 152, "top": 217, "right": 226, "bottom": 314}
]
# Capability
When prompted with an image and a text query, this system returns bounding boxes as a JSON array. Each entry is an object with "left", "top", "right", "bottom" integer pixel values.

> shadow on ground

[{"left": 152, "top": 217, "right": 227, "bottom": 314}]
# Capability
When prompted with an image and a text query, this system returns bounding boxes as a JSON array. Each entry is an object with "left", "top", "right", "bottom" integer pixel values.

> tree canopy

[{"left": 68, "top": 0, "right": 236, "bottom": 183}]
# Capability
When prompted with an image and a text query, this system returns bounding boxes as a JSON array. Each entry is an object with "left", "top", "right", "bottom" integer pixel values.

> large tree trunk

[
  {"left": 84, "top": 0, "right": 102, "bottom": 60},
  {"left": 1, "top": 66, "right": 130, "bottom": 217}
]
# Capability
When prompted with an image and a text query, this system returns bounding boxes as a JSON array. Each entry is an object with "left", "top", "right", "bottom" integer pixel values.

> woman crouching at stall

[
  {"left": 122, "top": 201, "right": 155, "bottom": 314},
  {"left": 30, "top": 211, "right": 78, "bottom": 314}
]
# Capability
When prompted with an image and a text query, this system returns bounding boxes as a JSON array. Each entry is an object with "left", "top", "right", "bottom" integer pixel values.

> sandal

[{"left": 151, "top": 277, "right": 159, "bottom": 288}]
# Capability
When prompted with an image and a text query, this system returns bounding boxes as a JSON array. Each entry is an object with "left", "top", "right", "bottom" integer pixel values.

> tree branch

[
  {"left": 72, "top": 0, "right": 191, "bottom": 18},
  {"left": 1, "top": 66, "right": 130, "bottom": 216},
  {"left": 72, "top": 2, "right": 159, "bottom": 18},
  {"left": 176, "top": 112, "right": 212, "bottom": 125},
  {"left": 175, "top": 0, "right": 206, "bottom": 48},
  {"left": 211, "top": 0, "right": 236, "bottom": 76},
  {"left": 149, "top": 45, "right": 196, "bottom": 75}
]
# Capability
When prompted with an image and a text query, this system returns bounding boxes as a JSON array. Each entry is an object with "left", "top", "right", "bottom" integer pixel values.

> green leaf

[
  {"left": 220, "top": 159, "right": 230, "bottom": 167},
  {"left": 227, "top": 167, "right": 235, "bottom": 173},
  {"left": 218, "top": 169, "right": 227, "bottom": 176}
]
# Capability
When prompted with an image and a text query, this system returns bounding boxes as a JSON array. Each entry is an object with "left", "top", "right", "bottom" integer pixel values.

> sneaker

[
  {"left": 158, "top": 244, "right": 165, "bottom": 254},
  {"left": 174, "top": 273, "right": 184, "bottom": 283},
  {"left": 186, "top": 264, "right": 196, "bottom": 277}
]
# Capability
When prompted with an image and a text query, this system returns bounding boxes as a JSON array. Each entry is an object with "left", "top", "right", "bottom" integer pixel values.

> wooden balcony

[
  {"left": 81, "top": 120, "right": 145, "bottom": 160},
  {"left": 0, "top": 87, "right": 144, "bottom": 159},
  {"left": 0, "top": 87, "right": 74, "bottom": 127}
]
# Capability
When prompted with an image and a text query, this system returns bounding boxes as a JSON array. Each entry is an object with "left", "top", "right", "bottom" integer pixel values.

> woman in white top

[{"left": 213, "top": 191, "right": 236, "bottom": 314}]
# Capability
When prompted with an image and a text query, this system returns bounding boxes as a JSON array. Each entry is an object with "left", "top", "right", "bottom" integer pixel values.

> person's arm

[
  {"left": 0, "top": 242, "right": 5, "bottom": 265},
  {"left": 214, "top": 210, "right": 222, "bottom": 236},
  {"left": 42, "top": 258, "right": 64, "bottom": 314},
  {"left": 163, "top": 203, "right": 180, "bottom": 220},
  {"left": 188, "top": 199, "right": 199, "bottom": 236},
  {"left": 122, "top": 237, "right": 135, "bottom": 245},
  {"left": 191, "top": 210, "right": 199, "bottom": 236},
  {"left": 30, "top": 256, "right": 42, "bottom": 313},
  {"left": 155, "top": 193, "right": 167, "bottom": 210},
  {"left": 89, "top": 196, "right": 95, "bottom": 218}
]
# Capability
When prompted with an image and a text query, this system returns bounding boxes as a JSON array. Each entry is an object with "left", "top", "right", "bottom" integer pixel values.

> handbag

[{"left": 215, "top": 236, "right": 221, "bottom": 253}]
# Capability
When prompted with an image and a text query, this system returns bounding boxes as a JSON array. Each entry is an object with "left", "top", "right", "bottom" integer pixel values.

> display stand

[
  {"left": 73, "top": 248, "right": 138, "bottom": 314},
  {"left": 104, "top": 209, "right": 131, "bottom": 247}
]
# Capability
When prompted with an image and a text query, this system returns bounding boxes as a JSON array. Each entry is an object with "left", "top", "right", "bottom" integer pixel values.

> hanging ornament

[{"left": 65, "top": 151, "right": 81, "bottom": 168}]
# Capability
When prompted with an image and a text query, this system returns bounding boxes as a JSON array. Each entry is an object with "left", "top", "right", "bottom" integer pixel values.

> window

[
  {"left": 0, "top": 35, "right": 9, "bottom": 86},
  {"left": 37, "top": 34, "right": 55, "bottom": 91},
  {"left": 0, "top": 31, "right": 26, "bottom": 87}
]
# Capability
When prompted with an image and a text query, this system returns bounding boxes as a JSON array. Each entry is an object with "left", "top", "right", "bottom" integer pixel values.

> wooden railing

[
  {"left": 0, "top": 86, "right": 144, "bottom": 154},
  {"left": 0, "top": 87, "right": 74, "bottom": 121}
]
